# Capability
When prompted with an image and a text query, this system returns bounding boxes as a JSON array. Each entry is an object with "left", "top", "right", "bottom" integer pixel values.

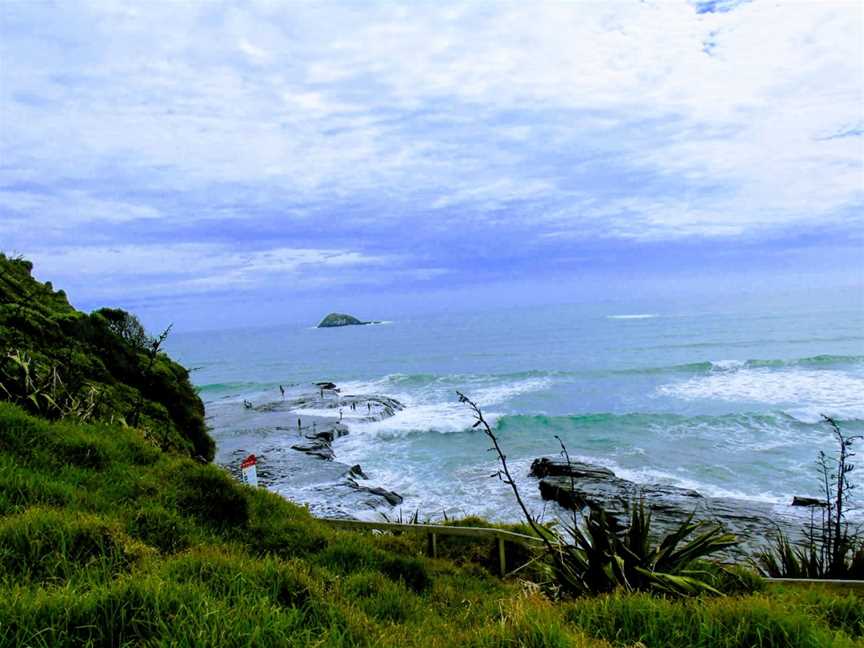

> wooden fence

[
  {"left": 763, "top": 578, "right": 864, "bottom": 590},
  {"left": 321, "top": 518, "right": 864, "bottom": 590},
  {"left": 320, "top": 518, "right": 543, "bottom": 576}
]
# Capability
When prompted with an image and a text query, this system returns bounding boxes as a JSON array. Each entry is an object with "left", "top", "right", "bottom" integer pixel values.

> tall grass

[
  {"left": 0, "top": 403, "right": 862, "bottom": 647},
  {"left": 565, "top": 592, "right": 860, "bottom": 648}
]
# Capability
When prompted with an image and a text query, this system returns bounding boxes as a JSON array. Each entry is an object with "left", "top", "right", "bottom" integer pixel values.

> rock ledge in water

[
  {"left": 530, "top": 457, "right": 801, "bottom": 558},
  {"left": 221, "top": 384, "right": 405, "bottom": 512}
]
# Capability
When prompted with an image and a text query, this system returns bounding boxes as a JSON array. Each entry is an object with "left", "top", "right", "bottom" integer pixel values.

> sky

[{"left": 1, "top": 0, "right": 862, "bottom": 331}]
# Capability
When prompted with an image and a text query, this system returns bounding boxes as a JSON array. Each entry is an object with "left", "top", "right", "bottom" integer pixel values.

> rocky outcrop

[
  {"left": 291, "top": 440, "right": 335, "bottom": 460},
  {"left": 220, "top": 384, "right": 406, "bottom": 513},
  {"left": 530, "top": 457, "right": 801, "bottom": 557},
  {"left": 226, "top": 447, "right": 401, "bottom": 511},
  {"left": 791, "top": 496, "right": 824, "bottom": 507},
  {"left": 349, "top": 464, "right": 368, "bottom": 480},
  {"left": 317, "top": 313, "right": 377, "bottom": 328},
  {"left": 346, "top": 480, "right": 404, "bottom": 506}
]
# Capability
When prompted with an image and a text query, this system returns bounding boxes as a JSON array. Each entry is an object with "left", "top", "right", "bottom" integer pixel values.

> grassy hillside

[
  {"left": 0, "top": 253, "right": 212, "bottom": 460},
  {"left": 1, "top": 403, "right": 862, "bottom": 647},
  {"left": 0, "top": 256, "right": 861, "bottom": 647}
]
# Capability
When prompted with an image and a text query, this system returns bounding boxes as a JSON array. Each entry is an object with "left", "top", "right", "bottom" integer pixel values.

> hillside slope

[
  {"left": 0, "top": 256, "right": 860, "bottom": 647},
  {"left": 0, "top": 253, "right": 213, "bottom": 460},
  {"left": 3, "top": 402, "right": 862, "bottom": 647}
]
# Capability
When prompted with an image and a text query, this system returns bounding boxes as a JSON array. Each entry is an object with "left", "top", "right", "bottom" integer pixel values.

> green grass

[
  {"left": 4, "top": 254, "right": 860, "bottom": 646},
  {"left": 564, "top": 591, "right": 862, "bottom": 647},
  {"left": 0, "top": 402, "right": 862, "bottom": 647},
  {"left": 0, "top": 253, "right": 213, "bottom": 460}
]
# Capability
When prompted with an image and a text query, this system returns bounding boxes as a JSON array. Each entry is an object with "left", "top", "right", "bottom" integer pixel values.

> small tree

[
  {"left": 97, "top": 308, "right": 152, "bottom": 350},
  {"left": 823, "top": 415, "right": 862, "bottom": 575},
  {"left": 759, "top": 415, "right": 863, "bottom": 579},
  {"left": 129, "top": 324, "right": 173, "bottom": 428}
]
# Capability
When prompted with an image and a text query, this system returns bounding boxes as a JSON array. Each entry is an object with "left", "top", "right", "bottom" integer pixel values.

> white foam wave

[
  {"left": 350, "top": 402, "right": 485, "bottom": 438},
  {"left": 783, "top": 405, "right": 864, "bottom": 425},
  {"left": 336, "top": 375, "right": 403, "bottom": 396},
  {"left": 470, "top": 378, "right": 554, "bottom": 406},
  {"left": 657, "top": 368, "right": 864, "bottom": 419},
  {"left": 569, "top": 453, "right": 786, "bottom": 504},
  {"left": 291, "top": 407, "right": 339, "bottom": 418},
  {"left": 333, "top": 451, "right": 549, "bottom": 524},
  {"left": 709, "top": 359, "right": 746, "bottom": 372},
  {"left": 607, "top": 313, "right": 658, "bottom": 319},
  {"left": 338, "top": 376, "right": 554, "bottom": 440}
]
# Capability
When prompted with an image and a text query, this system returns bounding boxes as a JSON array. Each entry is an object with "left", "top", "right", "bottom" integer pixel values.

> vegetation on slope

[
  {"left": 1, "top": 403, "right": 863, "bottom": 647},
  {"left": 0, "top": 255, "right": 861, "bottom": 647},
  {"left": 0, "top": 253, "right": 212, "bottom": 460}
]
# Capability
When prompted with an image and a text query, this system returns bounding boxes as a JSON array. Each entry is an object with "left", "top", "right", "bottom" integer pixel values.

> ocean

[{"left": 166, "top": 301, "right": 864, "bottom": 523}]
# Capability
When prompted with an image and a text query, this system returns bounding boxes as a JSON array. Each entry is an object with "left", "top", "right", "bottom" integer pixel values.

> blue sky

[{"left": 1, "top": 0, "right": 862, "bottom": 331}]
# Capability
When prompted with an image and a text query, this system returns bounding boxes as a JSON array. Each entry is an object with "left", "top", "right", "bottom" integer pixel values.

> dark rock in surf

[
  {"left": 291, "top": 440, "right": 335, "bottom": 461},
  {"left": 531, "top": 456, "right": 801, "bottom": 557},
  {"left": 305, "top": 424, "right": 349, "bottom": 444},
  {"left": 530, "top": 457, "right": 615, "bottom": 480},
  {"left": 347, "top": 479, "right": 403, "bottom": 506},
  {"left": 791, "top": 496, "right": 825, "bottom": 507}
]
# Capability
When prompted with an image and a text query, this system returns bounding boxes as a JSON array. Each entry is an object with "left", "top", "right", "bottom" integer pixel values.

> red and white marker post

[{"left": 240, "top": 454, "right": 258, "bottom": 487}]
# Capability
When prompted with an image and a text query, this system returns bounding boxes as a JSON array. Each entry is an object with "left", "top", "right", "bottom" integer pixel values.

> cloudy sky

[{"left": 1, "top": 0, "right": 862, "bottom": 330}]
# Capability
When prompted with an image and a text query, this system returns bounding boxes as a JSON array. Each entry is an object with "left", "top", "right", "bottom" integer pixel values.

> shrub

[
  {"left": 243, "top": 488, "right": 329, "bottom": 557},
  {"left": 0, "top": 508, "right": 147, "bottom": 583},
  {"left": 126, "top": 504, "right": 191, "bottom": 554},
  {"left": 0, "top": 255, "right": 215, "bottom": 461},
  {"left": 173, "top": 463, "right": 249, "bottom": 531},
  {"left": 316, "top": 539, "right": 381, "bottom": 574},
  {"left": 699, "top": 562, "right": 765, "bottom": 595},
  {"left": 380, "top": 555, "right": 431, "bottom": 593}
]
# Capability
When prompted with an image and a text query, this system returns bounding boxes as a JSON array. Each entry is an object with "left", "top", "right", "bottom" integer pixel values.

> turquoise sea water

[{"left": 167, "top": 301, "right": 864, "bottom": 521}]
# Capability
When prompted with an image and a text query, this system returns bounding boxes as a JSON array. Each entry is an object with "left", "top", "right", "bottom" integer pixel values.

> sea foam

[
  {"left": 340, "top": 375, "right": 555, "bottom": 439},
  {"left": 657, "top": 367, "right": 864, "bottom": 421}
]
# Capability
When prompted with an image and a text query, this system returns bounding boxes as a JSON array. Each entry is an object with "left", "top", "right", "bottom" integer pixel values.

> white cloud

[
  {"left": 24, "top": 244, "right": 393, "bottom": 297},
  {"left": 0, "top": 0, "right": 861, "bottom": 247},
  {"left": 0, "top": 190, "right": 164, "bottom": 226}
]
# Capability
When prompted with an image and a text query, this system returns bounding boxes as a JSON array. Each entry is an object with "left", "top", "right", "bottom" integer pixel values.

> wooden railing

[
  {"left": 321, "top": 519, "right": 864, "bottom": 590},
  {"left": 763, "top": 578, "right": 864, "bottom": 590},
  {"left": 320, "top": 518, "right": 544, "bottom": 576}
]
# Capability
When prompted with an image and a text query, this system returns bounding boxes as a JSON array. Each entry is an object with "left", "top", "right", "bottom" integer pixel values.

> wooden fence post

[{"left": 318, "top": 519, "right": 545, "bottom": 579}]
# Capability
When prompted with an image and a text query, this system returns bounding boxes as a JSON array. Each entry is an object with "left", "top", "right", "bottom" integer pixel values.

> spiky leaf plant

[
  {"left": 555, "top": 501, "right": 738, "bottom": 597},
  {"left": 457, "top": 391, "right": 739, "bottom": 598}
]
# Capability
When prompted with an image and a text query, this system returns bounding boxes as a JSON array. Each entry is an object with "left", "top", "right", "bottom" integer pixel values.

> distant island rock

[{"left": 317, "top": 312, "right": 377, "bottom": 328}]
